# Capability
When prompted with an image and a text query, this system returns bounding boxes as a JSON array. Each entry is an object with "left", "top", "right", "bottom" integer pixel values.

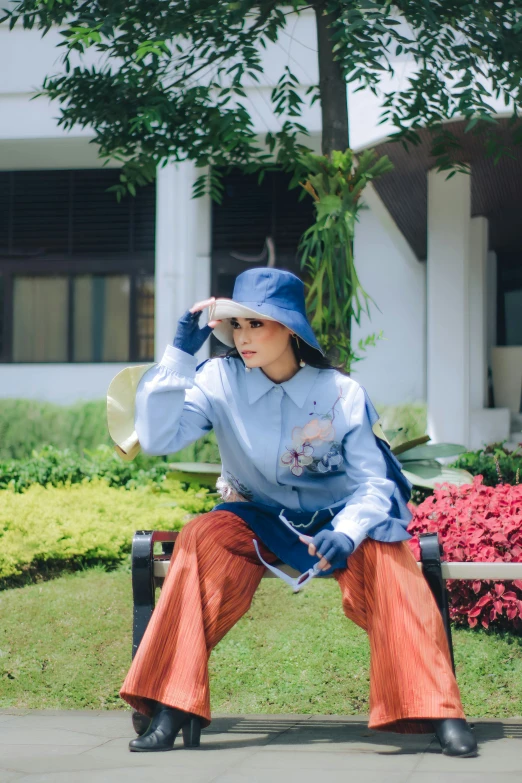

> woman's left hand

[{"left": 299, "top": 530, "right": 354, "bottom": 571}]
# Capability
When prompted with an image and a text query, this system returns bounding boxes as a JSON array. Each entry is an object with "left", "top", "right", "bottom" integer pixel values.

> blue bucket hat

[{"left": 209, "top": 268, "right": 324, "bottom": 355}]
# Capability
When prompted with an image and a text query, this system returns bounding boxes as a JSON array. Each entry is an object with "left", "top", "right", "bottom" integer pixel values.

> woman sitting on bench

[{"left": 119, "top": 267, "right": 477, "bottom": 757}]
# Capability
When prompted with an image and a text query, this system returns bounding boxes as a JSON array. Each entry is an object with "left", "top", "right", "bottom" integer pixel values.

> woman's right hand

[{"left": 173, "top": 297, "right": 222, "bottom": 356}]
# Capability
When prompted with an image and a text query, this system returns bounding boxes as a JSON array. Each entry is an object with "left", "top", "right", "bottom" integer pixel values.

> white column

[
  {"left": 193, "top": 187, "right": 212, "bottom": 357},
  {"left": 426, "top": 170, "right": 471, "bottom": 446},
  {"left": 470, "top": 244, "right": 511, "bottom": 449},
  {"left": 469, "top": 216, "right": 488, "bottom": 410},
  {"left": 154, "top": 161, "right": 212, "bottom": 361}
]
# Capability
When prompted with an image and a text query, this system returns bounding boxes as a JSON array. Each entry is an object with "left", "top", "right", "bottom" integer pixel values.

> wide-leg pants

[{"left": 120, "top": 510, "right": 465, "bottom": 733}]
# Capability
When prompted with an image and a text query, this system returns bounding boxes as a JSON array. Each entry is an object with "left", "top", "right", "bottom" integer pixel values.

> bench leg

[
  {"left": 131, "top": 531, "right": 155, "bottom": 735},
  {"left": 419, "top": 533, "right": 455, "bottom": 674}
]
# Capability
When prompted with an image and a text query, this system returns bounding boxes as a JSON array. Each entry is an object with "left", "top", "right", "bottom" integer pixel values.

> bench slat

[
  {"left": 441, "top": 562, "right": 522, "bottom": 580},
  {"left": 152, "top": 560, "right": 522, "bottom": 581}
]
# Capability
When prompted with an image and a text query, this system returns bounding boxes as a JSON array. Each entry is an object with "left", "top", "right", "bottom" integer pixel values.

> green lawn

[{"left": 1, "top": 567, "right": 522, "bottom": 718}]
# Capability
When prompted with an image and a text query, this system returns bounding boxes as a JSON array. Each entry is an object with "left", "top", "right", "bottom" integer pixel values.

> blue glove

[
  {"left": 173, "top": 309, "right": 213, "bottom": 356},
  {"left": 312, "top": 530, "right": 354, "bottom": 570}
]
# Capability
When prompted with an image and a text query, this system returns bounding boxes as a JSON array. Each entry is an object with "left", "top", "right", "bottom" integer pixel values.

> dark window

[
  {"left": 136, "top": 277, "right": 155, "bottom": 361},
  {"left": 13, "top": 275, "right": 69, "bottom": 362},
  {"left": 0, "top": 174, "right": 9, "bottom": 255},
  {"left": 497, "top": 253, "right": 522, "bottom": 346},
  {"left": 210, "top": 169, "right": 314, "bottom": 353},
  {"left": 0, "top": 170, "right": 156, "bottom": 363},
  {"left": 10, "top": 272, "right": 154, "bottom": 363},
  {"left": 12, "top": 171, "right": 70, "bottom": 254},
  {"left": 211, "top": 168, "right": 314, "bottom": 297}
]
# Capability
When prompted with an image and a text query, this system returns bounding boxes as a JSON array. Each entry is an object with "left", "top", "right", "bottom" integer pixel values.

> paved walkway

[{"left": 0, "top": 711, "right": 521, "bottom": 782}]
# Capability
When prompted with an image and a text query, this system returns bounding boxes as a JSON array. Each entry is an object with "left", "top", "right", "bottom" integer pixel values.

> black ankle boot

[
  {"left": 129, "top": 704, "right": 201, "bottom": 752},
  {"left": 131, "top": 710, "right": 151, "bottom": 737},
  {"left": 433, "top": 719, "right": 478, "bottom": 757}
]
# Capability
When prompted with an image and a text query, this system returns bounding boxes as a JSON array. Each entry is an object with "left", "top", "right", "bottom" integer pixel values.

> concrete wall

[
  {"left": 0, "top": 363, "right": 139, "bottom": 404},
  {"left": 351, "top": 185, "right": 426, "bottom": 405}
]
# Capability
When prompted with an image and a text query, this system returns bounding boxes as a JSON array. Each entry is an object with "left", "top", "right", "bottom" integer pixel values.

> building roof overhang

[{"left": 362, "top": 117, "right": 522, "bottom": 260}]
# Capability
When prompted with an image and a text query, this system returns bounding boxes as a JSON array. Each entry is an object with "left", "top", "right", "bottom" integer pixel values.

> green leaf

[
  {"left": 402, "top": 465, "right": 474, "bottom": 489},
  {"left": 315, "top": 194, "right": 342, "bottom": 221},
  {"left": 398, "top": 443, "right": 468, "bottom": 462},
  {"left": 392, "top": 435, "right": 430, "bottom": 456}
]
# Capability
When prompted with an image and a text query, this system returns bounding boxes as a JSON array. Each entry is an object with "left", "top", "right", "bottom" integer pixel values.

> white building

[{"left": 0, "top": 12, "right": 520, "bottom": 449}]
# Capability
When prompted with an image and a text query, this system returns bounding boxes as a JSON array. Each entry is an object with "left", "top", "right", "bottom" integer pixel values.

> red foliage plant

[{"left": 407, "top": 476, "right": 522, "bottom": 631}]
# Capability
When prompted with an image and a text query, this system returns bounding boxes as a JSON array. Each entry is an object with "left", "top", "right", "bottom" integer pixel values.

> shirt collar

[{"left": 245, "top": 363, "right": 320, "bottom": 408}]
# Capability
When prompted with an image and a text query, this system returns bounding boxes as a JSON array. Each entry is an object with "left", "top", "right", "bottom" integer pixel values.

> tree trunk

[
  {"left": 313, "top": 2, "right": 352, "bottom": 364},
  {"left": 314, "top": 3, "right": 349, "bottom": 155}
]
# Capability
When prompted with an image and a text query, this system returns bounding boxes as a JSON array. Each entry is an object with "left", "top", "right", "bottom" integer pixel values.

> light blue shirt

[{"left": 135, "top": 345, "right": 398, "bottom": 550}]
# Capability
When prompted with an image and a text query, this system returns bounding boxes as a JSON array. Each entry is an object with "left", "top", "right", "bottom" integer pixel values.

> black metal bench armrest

[
  {"left": 131, "top": 530, "right": 179, "bottom": 658},
  {"left": 419, "top": 532, "right": 454, "bottom": 672}
]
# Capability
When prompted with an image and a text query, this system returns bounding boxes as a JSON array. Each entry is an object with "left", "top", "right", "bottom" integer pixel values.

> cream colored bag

[{"left": 106, "top": 364, "right": 154, "bottom": 461}]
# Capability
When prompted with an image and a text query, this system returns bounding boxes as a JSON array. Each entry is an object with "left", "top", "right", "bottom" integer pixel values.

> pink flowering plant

[{"left": 408, "top": 476, "right": 522, "bottom": 631}]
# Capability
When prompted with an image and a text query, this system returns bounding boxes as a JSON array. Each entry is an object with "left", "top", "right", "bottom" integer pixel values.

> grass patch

[
  {"left": 2, "top": 568, "right": 522, "bottom": 717},
  {"left": 0, "top": 567, "right": 131, "bottom": 710}
]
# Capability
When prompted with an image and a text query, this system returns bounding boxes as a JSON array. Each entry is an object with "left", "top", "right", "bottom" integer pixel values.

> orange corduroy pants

[{"left": 120, "top": 510, "right": 465, "bottom": 733}]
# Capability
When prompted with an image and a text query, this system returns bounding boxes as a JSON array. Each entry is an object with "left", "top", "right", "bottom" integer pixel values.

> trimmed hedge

[
  {"left": 0, "top": 397, "right": 426, "bottom": 462},
  {"left": 0, "top": 480, "right": 215, "bottom": 588},
  {"left": 0, "top": 399, "right": 110, "bottom": 460},
  {"left": 0, "top": 398, "right": 220, "bottom": 462},
  {"left": 0, "top": 446, "right": 173, "bottom": 493}
]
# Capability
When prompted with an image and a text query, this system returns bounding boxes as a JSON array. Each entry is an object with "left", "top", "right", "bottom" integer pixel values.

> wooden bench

[
  {"left": 131, "top": 529, "right": 522, "bottom": 667},
  {"left": 130, "top": 462, "right": 522, "bottom": 733},
  {"left": 129, "top": 529, "right": 522, "bottom": 734}
]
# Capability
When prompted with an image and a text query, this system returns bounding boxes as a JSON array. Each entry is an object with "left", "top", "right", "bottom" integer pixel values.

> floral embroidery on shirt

[
  {"left": 280, "top": 390, "right": 346, "bottom": 476},
  {"left": 308, "top": 390, "right": 345, "bottom": 425},
  {"left": 280, "top": 441, "right": 314, "bottom": 477},
  {"left": 307, "top": 442, "right": 343, "bottom": 474},
  {"left": 291, "top": 418, "right": 335, "bottom": 445}
]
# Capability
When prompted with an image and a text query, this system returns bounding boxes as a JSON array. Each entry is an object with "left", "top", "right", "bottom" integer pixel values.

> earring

[{"left": 293, "top": 334, "right": 306, "bottom": 368}]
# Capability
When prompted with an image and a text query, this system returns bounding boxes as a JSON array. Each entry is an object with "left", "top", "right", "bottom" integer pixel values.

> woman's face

[{"left": 230, "top": 317, "right": 295, "bottom": 370}]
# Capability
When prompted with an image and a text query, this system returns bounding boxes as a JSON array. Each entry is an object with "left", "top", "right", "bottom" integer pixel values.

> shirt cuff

[
  {"left": 331, "top": 515, "right": 368, "bottom": 550},
  {"left": 159, "top": 344, "right": 198, "bottom": 377}
]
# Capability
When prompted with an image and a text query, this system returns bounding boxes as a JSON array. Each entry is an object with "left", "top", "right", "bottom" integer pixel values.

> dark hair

[{"left": 214, "top": 333, "right": 347, "bottom": 375}]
